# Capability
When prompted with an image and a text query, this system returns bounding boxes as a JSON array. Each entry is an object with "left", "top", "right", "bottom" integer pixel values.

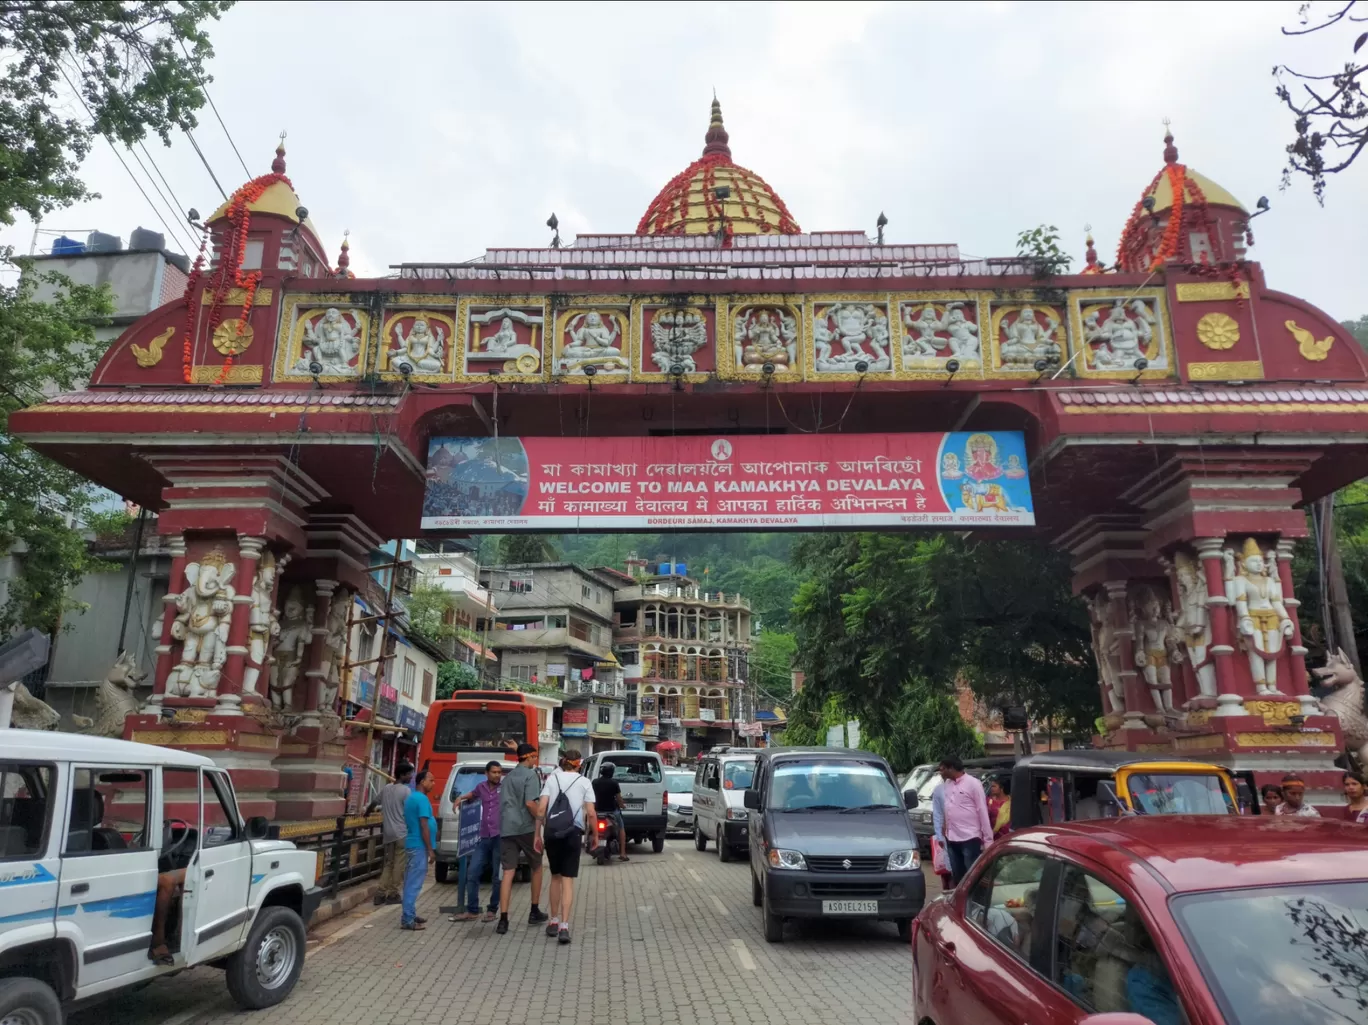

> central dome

[{"left": 637, "top": 99, "right": 800, "bottom": 238}]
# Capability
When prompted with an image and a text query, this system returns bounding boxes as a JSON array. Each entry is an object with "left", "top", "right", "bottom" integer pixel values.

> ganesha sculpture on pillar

[
  {"left": 168, "top": 548, "right": 237, "bottom": 698},
  {"left": 1224, "top": 537, "right": 1295, "bottom": 696}
]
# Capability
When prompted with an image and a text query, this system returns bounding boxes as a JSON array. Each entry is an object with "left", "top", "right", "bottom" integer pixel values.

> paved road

[{"left": 71, "top": 840, "right": 931, "bottom": 1025}]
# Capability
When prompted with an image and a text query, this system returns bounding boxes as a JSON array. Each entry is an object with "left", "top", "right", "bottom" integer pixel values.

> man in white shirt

[{"left": 537, "top": 749, "right": 598, "bottom": 945}]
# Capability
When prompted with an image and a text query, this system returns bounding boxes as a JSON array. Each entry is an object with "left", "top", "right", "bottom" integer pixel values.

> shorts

[
  {"left": 545, "top": 831, "right": 583, "bottom": 878},
  {"left": 500, "top": 833, "right": 543, "bottom": 871}
]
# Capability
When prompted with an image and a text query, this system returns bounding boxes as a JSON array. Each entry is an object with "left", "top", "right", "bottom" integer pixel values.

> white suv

[{"left": 1, "top": 731, "right": 322, "bottom": 1025}]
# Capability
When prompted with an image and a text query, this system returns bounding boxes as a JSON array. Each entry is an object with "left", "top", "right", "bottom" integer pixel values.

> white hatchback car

[{"left": 1, "top": 732, "right": 321, "bottom": 1025}]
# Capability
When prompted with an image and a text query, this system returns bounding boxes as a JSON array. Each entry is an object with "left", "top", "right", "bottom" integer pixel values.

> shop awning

[{"left": 754, "top": 709, "right": 784, "bottom": 721}]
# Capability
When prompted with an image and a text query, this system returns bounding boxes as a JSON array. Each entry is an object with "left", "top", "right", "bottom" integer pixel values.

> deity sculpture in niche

[
  {"left": 1168, "top": 549, "right": 1217, "bottom": 703},
  {"left": 733, "top": 307, "right": 797, "bottom": 371},
  {"left": 243, "top": 550, "right": 290, "bottom": 698},
  {"left": 649, "top": 309, "right": 708, "bottom": 373},
  {"left": 269, "top": 586, "right": 313, "bottom": 710},
  {"left": 1130, "top": 584, "right": 1182, "bottom": 715},
  {"left": 1088, "top": 591, "right": 1125, "bottom": 716},
  {"left": 388, "top": 315, "right": 447, "bottom": 374},
  {"left": 1083, "top": 299, "right": 1159, "bottom": 370},
  {"left": 900, "top": 302, "right": 981, "bottom": 362},
  {"left": 467, "top": 307, "right": 542, "bottom": 374},
  {"left": 559, "top": 311, "right": 627, "bottom": 374},
  {"left": 813, "top": 303, "right": 891, "bottom": 372},
  {"left": 168, "top": 548, "right": 237, "bottom": 698},
  {"left": 996, "top": 306, "right": 1062, "bottom": 369},
  {"left": 293, "top": 307, "right": 362, "bottom": 375},
  {"left": 1224, "top": 537, "right": 1295, "bottom": 696},
  {"left": 318, "top": 587, "right": 353, "bottom": 713}
]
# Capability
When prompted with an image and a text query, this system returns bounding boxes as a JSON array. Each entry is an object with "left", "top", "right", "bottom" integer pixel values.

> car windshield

[
  {"left": 1126, "top": 772, "right": 1234, "bottom": 815},
  {"left": 608, "top": 756, "right": 662, "bottom": 783},
  {"left": 902, "top": 765, "right": 935, "bottom": 792},
  {"left": 723, "top": 761, "right": 756, "bottom": 790},
  {"left": 917, "top": 774, "right": 943, "bottom": 801},
  {"left": 448, "top": 768, "right": 486, "bottom": 800},
  {"left": 664, "top": 771, "right": 693, "bottom": 793},
  {"left": 770, "top": 760, "right": 900, "bottom": 811},
  {"left": 1173, "top": 881, "right": 1368, "bottom": 1025}
]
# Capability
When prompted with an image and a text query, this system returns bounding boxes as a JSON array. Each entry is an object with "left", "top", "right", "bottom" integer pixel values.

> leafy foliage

[
  {"left": 404, "top": 582, "right": 459, "bottom": 642},
  {"left": 1343, "top": 314, "right": 1368, "bottom": 349},
  {"left": 1274, "top": 1, "right": 1368, "bottom": 202},
  {"left": 496, "top": 534, "right": 560, "bottom": 563},
  {"left": 436, "top": 659, "right": 481, "bottom": 700},
  {"left": 751, "top": 629, "right": 796, "bottom": 701},
  {"left": 0, "top": 0, "right": 233, "bottom": 225},
  {"left": 1293, "top": 480, "right": 1368, "bottom": 662},
  {"left": 1015, "top": 224, "right": 1073, "bottom": 277},
  {"left": 790, "top": 532, "right": 1099, "bottom": 746}
]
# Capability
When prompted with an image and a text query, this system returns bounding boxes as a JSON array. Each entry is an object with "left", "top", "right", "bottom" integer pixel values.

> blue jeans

[
  {"left": 945, "top": 838, "right": 983, "bottom": 885},
  {"left": 401, "top": 846, "right": 427, "bottom": 925},
  {"left": 463, "top": 835, "right": 503, "bottom": 913}
]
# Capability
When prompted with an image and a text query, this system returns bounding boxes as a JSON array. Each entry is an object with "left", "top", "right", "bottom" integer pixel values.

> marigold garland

[
  {"left": 179, "top": 171, "right": 291, "bottom": 385},
  {"left": 636, "top": 153, "right": 800, "bottom": 238}
]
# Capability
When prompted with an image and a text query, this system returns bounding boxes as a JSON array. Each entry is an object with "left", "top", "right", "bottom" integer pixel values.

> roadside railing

[{"left": 276, "top": 813, "right": 385, "bottom": 897}]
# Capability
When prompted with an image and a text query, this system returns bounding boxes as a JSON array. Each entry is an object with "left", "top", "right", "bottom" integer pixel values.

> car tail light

[{"left": 662, "top": 792, "right": 668, "bottom": 811}]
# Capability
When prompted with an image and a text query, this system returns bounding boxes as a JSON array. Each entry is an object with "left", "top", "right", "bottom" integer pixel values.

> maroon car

[{"left": 912, "top": 816, "right": 1368, "bottom": 1025}]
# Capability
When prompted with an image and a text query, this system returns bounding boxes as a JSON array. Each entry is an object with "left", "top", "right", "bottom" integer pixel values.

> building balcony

[
  {"left": 563, "top": 678, "right": 627, "bottom": 700},
  {"left": 486, "top": 627, "right": 612, "bottom": 659},
  {"left": 620, "top": 584, "right": 750, "bottom": 609}
]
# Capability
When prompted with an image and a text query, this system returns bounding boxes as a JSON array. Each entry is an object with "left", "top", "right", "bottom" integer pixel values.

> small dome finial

[
  {"left": 336, "top": 229, "right": 351, "bottom": 277},
  {"left": 703, "top": 95, "right": 731, "bottom": 159},
  {"left": 272, "top": 131, "right": 287, "bottom": 175},
  {"left": 1083, "top": 224, "right": 1099, "bottom": 270},
  {"left": 1162, "top": 118, "right": 1178, "bottom": 164}
]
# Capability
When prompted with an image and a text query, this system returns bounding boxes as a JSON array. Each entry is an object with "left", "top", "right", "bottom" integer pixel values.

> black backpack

[{"left": 545, "top": 773, "right": 580, "bottom": 839}]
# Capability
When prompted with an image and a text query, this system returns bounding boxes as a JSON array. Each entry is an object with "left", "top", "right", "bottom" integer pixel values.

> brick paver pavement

[{"left": 71, "top": 842, "right": 924, "bottom": 1025}]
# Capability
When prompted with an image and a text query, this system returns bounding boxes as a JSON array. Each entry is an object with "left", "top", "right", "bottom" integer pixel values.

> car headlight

[
  {"left": 768, "top": 848, "right": 806, "bottom": 870},
  {"left": 726, "top": 806, "right": 748, "bottom": 821},
  {"left": 887, "top": 848, "right": 919, "bottom": 871}
]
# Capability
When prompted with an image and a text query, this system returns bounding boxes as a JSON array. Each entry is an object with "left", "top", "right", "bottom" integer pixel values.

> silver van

[
  {"left": 582, "top": 750, "right": 668, "bottom": 853},
  {"left": 691, "top": 747, "right": 758, "bottom": 861}
]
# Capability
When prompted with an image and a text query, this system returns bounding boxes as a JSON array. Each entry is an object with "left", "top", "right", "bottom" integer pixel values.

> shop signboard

[{"left": 377, "top": 683, "right": 399, "bottom": 723}]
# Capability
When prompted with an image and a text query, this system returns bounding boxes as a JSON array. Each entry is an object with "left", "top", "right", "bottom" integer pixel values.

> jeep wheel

[
  {"left": 226, "top": 906, "right": 306, "bottom": 1010},
  {"left": 434, "top": 861, "right": 450, "bottom": 884},
  {"left": 0, "top": 978, "right": 62, "bottom": 1025},
  {"left": 716, "top": 827, "right": 732, "bottom": 862},
  {"left": 693, "top": 825, "right": 707, "bottom": 851},
  {"left": 651, "top": 833, "right": 666, "bottom": 854}
]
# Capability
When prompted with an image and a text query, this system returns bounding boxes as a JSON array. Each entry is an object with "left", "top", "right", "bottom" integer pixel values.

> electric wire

[
  {"left": 176, "top": 36, "right": 252, "bottom": 179},
  {"left": 122, "top": 142, "right": 196, "bottom": 252}
]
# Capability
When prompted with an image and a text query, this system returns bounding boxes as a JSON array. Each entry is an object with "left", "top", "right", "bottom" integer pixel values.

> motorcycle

[{"left": 589, "top": 814, "right": 619, "bottom": 866}]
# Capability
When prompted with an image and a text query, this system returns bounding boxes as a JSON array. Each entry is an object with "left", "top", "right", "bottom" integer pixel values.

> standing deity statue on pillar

[
  {"left": 1170, "top": 550, "right": 1217, "bottom": 703},
  {"left": 270, "top": 587, "right": 313, "bottom": 710},
  {"left": 1224, "top": 538, "right": 1295, "bottom": 696},
  {"left": 168, "top": 548, "right": 237, "bottom": 698},
  {"left": 317, "top": 587, "right": 353, "bottom": 714},
  {"left": 1130, "top": 584, "right": 1182, "bottom": 715},
  {"left": 243, "top": 551, "right": 289, "bottom": 698},
  {"left": 1088, "top": 591, "right": 1126, "bottom": 716}
]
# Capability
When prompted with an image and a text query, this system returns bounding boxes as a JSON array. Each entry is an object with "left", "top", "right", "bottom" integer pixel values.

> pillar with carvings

[
  {"left": 1103, "top": 580, "right": 1148, "bottom": 731},
  {"left": 1194, "top": 538, "right": 1246, "bottom": 718},
  {"left": 215, "top": 535, "right": 264, "bottom": 716},
  {"left": 300, "top": 579, "right": 338, "bottom": 718},
  {"left": 1276, "top": 538, "right": 1319, "bottom": 716},
  {"left": 146, "top": 534, "right": 189, "bottom": 715}
]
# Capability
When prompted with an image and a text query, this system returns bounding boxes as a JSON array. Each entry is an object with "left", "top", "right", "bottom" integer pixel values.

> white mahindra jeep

[{"left": 0, "top": 731, "right": 323, "bottom": 1025}]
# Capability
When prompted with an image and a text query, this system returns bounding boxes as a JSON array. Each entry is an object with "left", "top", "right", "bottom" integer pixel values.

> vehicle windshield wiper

[
  {"left": 779, "top": 803, "right": 844, "bottom": 812},
  {"left": 839, "top": 803, "right": 901, "bottom": 813}
]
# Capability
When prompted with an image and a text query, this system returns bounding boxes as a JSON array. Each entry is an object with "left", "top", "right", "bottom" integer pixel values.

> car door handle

[
  {"left": 70, "top": 882, "right": 89, "bottom": 894},
  {"left": 938, "top": 940, "right": 957, "bottom": 962},
  {"left": 204, "top": 869, "right": 214, "bottom": 879}
]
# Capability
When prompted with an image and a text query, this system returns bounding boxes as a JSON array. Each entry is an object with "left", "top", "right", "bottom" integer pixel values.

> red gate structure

[{"left": 15, "top": 100, "right": 1367, "bottom": 817}]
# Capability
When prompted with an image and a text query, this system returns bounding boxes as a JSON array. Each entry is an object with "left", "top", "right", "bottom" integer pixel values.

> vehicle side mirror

[
  {"left": 245, "top": 815, "right": 270, "bottom": 840},
  {"left": 743, "top": 788, "right": 761, "bottom": 811},
  {"left": 904, "top": 790, "right": 919, "bottom": 809}
]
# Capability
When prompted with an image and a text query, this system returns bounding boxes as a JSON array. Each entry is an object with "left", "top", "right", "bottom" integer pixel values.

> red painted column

[
  {"left": 146, "top": 534, "right": 189, "bottom": 717},
  {"left": 216, "top": 535, "right": 264, "bottom": 716},
  {"left": 300, "top": 579, "right": 337, "bottom": 718},
  {"left": 1195, "top": 537, "right": 1246, "bottom": 717},
  {"left": 1275, "top": 537, "right": 1316, "bottom": 711},
  {"left": 1105, "top": 580, "right": 1147, "bottom": 731}
]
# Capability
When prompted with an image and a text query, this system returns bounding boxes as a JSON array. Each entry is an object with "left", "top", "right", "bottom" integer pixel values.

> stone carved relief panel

[
  {"left": 275, "top": 297, "right": 370, "bottom": 381},
  {"left": 1069, "top": 290, "right": 1173, "bottom": 379},
  {"left": 897, "top": 298, "right": 984, "bottom": 373},
  {"left": 812, "top": 300, "right": 893, "bottom": 375},
  {"left": 461, "top": 302, "right": 546, "bottom": 379},
  {"left": 380, "top": 308, "right": 457, "bottom": 380},
  {"left": 728, "top": 303, "right": 801, "bottom": 375},
  {"left": 988, "top": 302, "right": 1065, "bottom": 373},
  {"left": 640, "top": 304, "right": 716, "bottom": 377},
  {"left": 552, "top": 303, "right": 631, "bottom": 378}
]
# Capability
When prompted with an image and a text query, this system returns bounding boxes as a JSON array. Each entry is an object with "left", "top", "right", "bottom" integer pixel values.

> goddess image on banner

[{"left": 936, "top": 432, "right": 1032, "bottom": 516}]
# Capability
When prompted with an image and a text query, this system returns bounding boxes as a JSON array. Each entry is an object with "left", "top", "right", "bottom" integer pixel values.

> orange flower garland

[
  {"left": 180, "top": 171, "right": 291, "bottom": 385},
  {"left": 636, "top": 152, "right": 800, "bottom": 238}
]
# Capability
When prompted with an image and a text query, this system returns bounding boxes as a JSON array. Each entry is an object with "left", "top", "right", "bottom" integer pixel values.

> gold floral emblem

[
  {"left": 1195, "top": 312, "right": 1239, "bottom": 350},
  {"left": 212, "top": 319, "right": 254, "bottom": 356}
]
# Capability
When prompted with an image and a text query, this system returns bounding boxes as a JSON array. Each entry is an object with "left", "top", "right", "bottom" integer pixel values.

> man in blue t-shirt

[{"left": 400, "top": 770, "right": 437, "bottom": 930}]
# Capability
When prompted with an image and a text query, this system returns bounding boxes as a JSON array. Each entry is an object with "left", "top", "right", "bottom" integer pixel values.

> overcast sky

[{"left": 5, "top": 1, "right": 1364, "bottom": 319}]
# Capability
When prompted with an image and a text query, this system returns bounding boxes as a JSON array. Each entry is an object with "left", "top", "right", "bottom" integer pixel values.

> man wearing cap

[
  {"left": 1275, "top": 774, "right": 1321, "bottom": 817},
  {"left": 495, "top": 742, "right": 549, "bottom": 934}
]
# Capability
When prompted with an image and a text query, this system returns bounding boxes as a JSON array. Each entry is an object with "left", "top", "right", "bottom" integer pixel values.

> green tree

[
  {"left": 403, "top": 582, "right": 457, "bottom": 642},
  {"left": 436, "top": 659, "right": 481, "bottom": 700},
  {"left": 496, "top": 534, "right": 559, "bottom": 563},
  {"left": 1016, "top": 223, "right": 1073, "bottom": 277},
  {"left": 1, "top": 1, "right": 233, "bottom": 632},
  {"left": 1293, "top": 480, "right": 1368, "bottom": 662},
  {"left": 751, "top": 629, "right": 796, "bottom": 700},
  {"left": 1342, "top": 315, "right": 1368, "bottom": 349}
]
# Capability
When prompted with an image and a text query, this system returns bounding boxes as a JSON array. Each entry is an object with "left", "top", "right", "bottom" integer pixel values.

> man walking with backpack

[{"left": 538, "top": 749, "right": 597, "bottom": 945}]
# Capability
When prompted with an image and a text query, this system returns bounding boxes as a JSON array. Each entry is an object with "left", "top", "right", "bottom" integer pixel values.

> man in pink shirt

[{"left": 935, "top": 755, "right": 994, "bottom": 884}]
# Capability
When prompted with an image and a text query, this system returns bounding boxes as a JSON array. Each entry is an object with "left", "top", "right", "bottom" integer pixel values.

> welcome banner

[{"left": 420, "top": 432, "right": 1033, "bottom": 531}]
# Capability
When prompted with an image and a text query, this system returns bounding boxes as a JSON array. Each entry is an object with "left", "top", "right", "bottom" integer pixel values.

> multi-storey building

[
  {"left": 479, "top": 562, "right": 626, "bottom": 753},
  {"left": 411, "top": 543, "right": 498, "bottom": 671},
  {"left": 608, "top": 558, "right": 752, "bottom": 756}
]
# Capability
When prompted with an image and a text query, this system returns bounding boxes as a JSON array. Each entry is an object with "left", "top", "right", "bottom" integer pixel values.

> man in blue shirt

[{"left": 400, "top": 769, "right": 437, "bottom": 930}]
